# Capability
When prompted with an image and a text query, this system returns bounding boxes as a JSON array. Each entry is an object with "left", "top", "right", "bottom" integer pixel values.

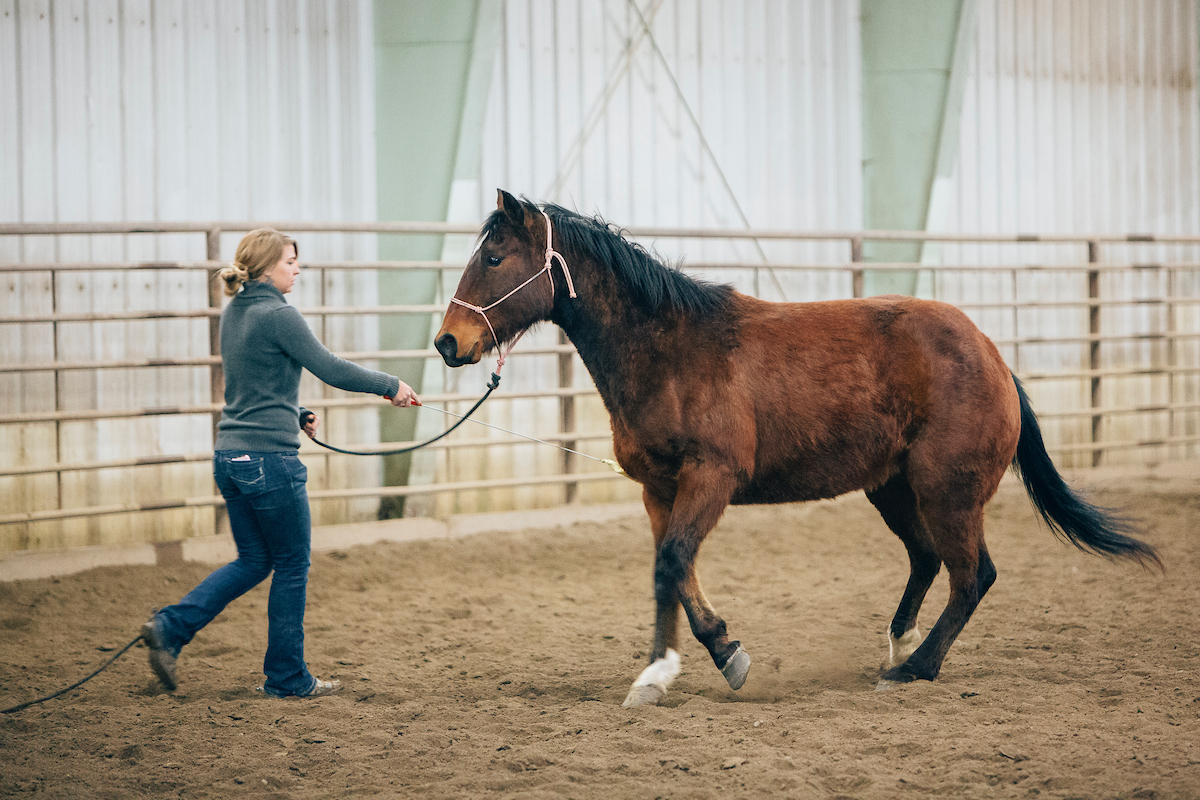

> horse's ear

[{"left": 497, "top": 189, "right": 526, "bottom": 228}]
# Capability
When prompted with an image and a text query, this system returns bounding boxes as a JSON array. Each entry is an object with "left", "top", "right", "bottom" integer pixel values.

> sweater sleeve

[{"left": 272, "top": 305, "right": 401, "bottom": 397}]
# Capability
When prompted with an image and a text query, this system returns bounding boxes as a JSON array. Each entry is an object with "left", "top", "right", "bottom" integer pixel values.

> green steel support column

[
  {"left": 405, "top": 2, "right": 502, "bottom": 515},
  {"left": 374, "top": 0, "right": 488, "bottom": 516},
  {"left": 860, "top": 0, "right": 964, "bottom": 296}
]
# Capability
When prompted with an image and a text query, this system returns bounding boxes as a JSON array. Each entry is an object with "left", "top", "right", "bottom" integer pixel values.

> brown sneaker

[{"left": 140, "top": 615, "right": 177, "bottom": 691}]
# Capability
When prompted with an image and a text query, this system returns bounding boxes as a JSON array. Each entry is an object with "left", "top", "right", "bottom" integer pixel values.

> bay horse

[{"left": 435, "top": 190, "right": 1161, "bottom": 707}]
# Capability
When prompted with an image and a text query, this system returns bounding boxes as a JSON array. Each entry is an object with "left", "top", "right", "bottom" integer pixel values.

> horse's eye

[{"left": 486, "top": 255, "right": 502, "bottom": 267}]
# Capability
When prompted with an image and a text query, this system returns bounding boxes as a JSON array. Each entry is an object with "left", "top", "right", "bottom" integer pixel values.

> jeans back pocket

[{"left": 222, "top": 455, "right": 267, "bottom": 496}]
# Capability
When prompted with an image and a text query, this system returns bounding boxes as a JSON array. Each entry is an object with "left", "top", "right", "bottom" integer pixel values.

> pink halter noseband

[{"left": 450, "top": 209, "right": 576, "bottom": 372}]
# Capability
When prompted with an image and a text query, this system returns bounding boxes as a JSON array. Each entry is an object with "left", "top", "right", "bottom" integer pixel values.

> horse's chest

[{"left": 612, "top": 417, "right": 716, "bottom": 487}]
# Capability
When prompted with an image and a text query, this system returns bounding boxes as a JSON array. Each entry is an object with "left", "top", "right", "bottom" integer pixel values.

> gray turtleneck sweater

[{"left": 214, "top": 281, "right": 400, "bottom": 452}]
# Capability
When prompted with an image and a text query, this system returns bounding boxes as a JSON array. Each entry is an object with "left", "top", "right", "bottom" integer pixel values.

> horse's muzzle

[{"left": 435, "top": 332, "right": 479, "bottom": 367}]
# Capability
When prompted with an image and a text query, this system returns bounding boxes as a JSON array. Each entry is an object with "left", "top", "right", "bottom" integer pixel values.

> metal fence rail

[{"left": 2, "top": 221, "right": 1199, "bottom": 537}]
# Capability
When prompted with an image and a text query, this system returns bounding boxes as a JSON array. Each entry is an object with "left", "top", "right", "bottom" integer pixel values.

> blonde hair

[{"left": 217, "top": 228, "right": 299, "bottom": 296}]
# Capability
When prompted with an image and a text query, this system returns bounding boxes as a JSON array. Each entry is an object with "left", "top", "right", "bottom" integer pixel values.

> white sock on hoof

[
  {"left": 621, "top": 648, "right": 681, "bottom": 708},
  {"left": 883, "top": 626, "right": 923, "bottom": 670}
]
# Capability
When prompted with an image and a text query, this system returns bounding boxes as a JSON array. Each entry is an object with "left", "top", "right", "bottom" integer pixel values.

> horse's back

[{"left": 728, "top": 294, "right": 1020, "bottom": 504}]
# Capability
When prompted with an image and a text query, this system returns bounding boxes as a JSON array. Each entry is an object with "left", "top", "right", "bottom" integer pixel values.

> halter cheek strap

[
  {"left": 450, "top": 209, "right": 576, "bottom": 372},
  {"left": 543, "top": 210, "right": 576, "bottom": 299}
]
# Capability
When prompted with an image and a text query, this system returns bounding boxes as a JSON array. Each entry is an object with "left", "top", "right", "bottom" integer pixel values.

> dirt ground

[{"left": 1, "top": 471, "right": 1198, "bottom": 799}]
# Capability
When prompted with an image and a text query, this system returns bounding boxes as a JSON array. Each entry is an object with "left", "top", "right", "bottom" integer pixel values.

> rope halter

[{"left": 450, "top": 209, "right": 576, "bottom": 372}]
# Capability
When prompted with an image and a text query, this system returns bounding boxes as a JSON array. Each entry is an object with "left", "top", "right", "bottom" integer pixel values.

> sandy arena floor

[{"left": 1, "top": 470, "right": 1198, "bottom": 799}]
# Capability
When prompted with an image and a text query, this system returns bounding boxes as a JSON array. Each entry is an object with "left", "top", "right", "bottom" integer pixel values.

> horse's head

[{"left": 435, "top": 189, "right": 565, "bottom": 367}]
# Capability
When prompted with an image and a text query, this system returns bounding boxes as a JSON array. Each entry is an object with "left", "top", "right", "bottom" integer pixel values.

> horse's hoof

[
  {"left": 622, "top": 648, "right": 681, "bottom": 708},
  {"left": 721, "top": 646, "right": 751, "bottom": 690},
  {"left": 878, "top": 664, "right": 921, "bottom": 687},
  {"left": 622, "top": 684, "right": 666, "bottom": 707}
]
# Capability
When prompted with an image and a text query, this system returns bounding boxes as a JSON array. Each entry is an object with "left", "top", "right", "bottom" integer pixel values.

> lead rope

[
  {"left": 418, "top": 403, "right": 626, "bottom": 475},
  {"left": 2, "top": 632, "right": 144, "bottom": 714},
  {"left": 305, "top": 376, "right": 500, "bottom": 457}
]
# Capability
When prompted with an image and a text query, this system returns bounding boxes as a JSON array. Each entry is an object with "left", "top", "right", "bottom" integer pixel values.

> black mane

[{"left": 483, "top": 202, "right": 733, "bottom": 317}]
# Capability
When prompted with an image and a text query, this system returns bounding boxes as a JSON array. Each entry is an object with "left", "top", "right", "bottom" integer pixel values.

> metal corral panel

[
  {"left": 931, "top": 0, "right": 1200, "bottom": 466},
  {"left": 0, "top": 0, "right": 380, "bottom": 549},
  {"left": 427, "top": 0, "right": 864, "bottom": 514}
]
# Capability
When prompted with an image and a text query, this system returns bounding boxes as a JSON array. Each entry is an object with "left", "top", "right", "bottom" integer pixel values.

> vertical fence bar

[
  {"left": 851, "top": 237, "right": 864, "bottom": 299},
  {"left": 206, "top": 228, "right": 224, "bottom": 441},
  {"left": 1088, "top": 241, "right": 1102, "bottom": 467},
  {"left": 206, "top": 228, "right": 227, "bottom": 536},
  {"left": 1166, "top": 265, "right": 1177, "bottom": 460},
  {"left": 51, "top": 269, "right": 62, "bottom": 520},
  {"left": 558, "top": 330, "right": 577, "bottom": 504},
  {"left": 319, "top": 262, "right": 331, "bottom": 510},
  {"left": 1010, "top": 268, "right": 1020, "bottom": 372}
]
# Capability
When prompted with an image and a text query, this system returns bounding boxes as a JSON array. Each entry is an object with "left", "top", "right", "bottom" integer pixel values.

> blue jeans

[{"left": 155, "top": 451, "right": 316, "bottom": 697}]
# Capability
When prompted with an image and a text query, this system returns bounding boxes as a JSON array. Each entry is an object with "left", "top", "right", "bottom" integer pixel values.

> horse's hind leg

[
  {"left": 867, "top": 474, "right": 942, "bottom": 671},
  {"left": 878, "top": 500, "right": 997, "bottom": 687}
]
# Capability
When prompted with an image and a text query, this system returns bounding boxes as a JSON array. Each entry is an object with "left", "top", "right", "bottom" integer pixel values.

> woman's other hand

[
  {"left": 389, "top": 382, "right": 421, "bottom": 408},
  {"left": 301, "top": 412, "right": 320, "bottom": 439}
]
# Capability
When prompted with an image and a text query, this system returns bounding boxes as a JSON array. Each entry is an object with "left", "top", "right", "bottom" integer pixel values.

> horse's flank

[{"left": 567, "top": 283, "right": 1019, "bottom": 510}]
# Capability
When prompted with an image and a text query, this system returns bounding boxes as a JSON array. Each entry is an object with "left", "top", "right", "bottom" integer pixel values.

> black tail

[{"left": 1010, "top": 375, "right": 1162, "bottom": 570}]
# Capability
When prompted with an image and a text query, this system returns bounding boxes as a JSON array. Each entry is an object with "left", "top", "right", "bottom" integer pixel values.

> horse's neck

[{"left": 552, "top": 272, "right": 665, "bottom": 404}]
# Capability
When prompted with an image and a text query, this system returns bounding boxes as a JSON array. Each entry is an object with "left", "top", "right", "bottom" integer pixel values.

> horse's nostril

[{"left": 435, "top": 333, "right": 458, "bottom": 361}]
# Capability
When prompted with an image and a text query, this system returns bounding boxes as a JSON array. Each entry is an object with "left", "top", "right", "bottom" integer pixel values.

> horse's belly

[
  {"left": 733, "top": 440, "right": 900, "bottom": 505},
  {"left": 732, "top": 463, "right": 884, "bottom": 505}
]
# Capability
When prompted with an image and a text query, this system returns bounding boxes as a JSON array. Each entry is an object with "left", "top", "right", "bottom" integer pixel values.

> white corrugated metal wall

[
  {"left": 3, "top": 0, "right": 1198, "bottom": 536},
  {"left": 0, "top": 0, "right": 379, "bottom": 550},
  {"left": 428, "top": 0, "right": 1200, "bottom": 514},
  {"left": 931, "top": 0, "right": 1200, "bottom": 465},
  {"left": 427, "top": 0, "right": 865, "bottom": 514}
]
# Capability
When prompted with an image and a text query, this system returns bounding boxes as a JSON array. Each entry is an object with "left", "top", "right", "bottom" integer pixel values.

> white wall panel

[
  {"left": 942, "top": 0, "right": 1200, "bottom": 265},
  {"left": 0, "top": 0, "right": 378, "bottom": 549},
  {"left": 473, "top": 0, "right": 862, "bottom": 267},
  {"left": 432, "top": 0, "right": 864, "bottom": 514},
  {"left": 933, "top": 0, "right": 1200, "bottom": 466}
]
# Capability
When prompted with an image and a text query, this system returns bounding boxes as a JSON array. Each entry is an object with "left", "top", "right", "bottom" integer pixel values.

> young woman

[{"left": 141, "top": 228, "right": 418, "bottom": 698}]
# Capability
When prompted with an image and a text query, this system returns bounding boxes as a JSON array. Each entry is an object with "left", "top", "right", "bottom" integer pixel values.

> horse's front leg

[
  {"left": 623, "top": 471, "right": 747, "bottom": 707},
  {"left": 622, "top": 489, "right": 683, "bottom": 707}
]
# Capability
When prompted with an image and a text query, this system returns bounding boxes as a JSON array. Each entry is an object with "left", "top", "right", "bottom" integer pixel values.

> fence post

[
  {"left": 206, "top": 228, "right": 224, "bottom": 439},
  {"left": 206, "top": 228, "right": 228, "bottom": 536},
  {"left": 1165, "top": 264, "right": 1176, "bottom": 461},
  {"left": 1010, "top": 268, "right": 1020, "bottom": 373},
  {"left": 851, "top": 237, "right": 864, "bottom": 299},
  {"left": 558, "top": 330, "right": 577, "bottom": 503},
  {"left": 1087, "top": 241, "right": 1102, "bottom": 467},
  {"left": 51, "top": 269, "right": 62, "bottom": 527}
]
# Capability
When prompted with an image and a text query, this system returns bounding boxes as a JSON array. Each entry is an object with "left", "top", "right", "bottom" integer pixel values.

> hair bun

[{"left": 217, "top": 262, "right": 250, "bottom": 296}]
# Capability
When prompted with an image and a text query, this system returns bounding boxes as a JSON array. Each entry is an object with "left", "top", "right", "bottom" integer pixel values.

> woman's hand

[
  {"left": 389, "top": 381, "right": 421, "bottom": 408},
  {"left": 302, "top": 412, "right": 320, "bottom": 439}
]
